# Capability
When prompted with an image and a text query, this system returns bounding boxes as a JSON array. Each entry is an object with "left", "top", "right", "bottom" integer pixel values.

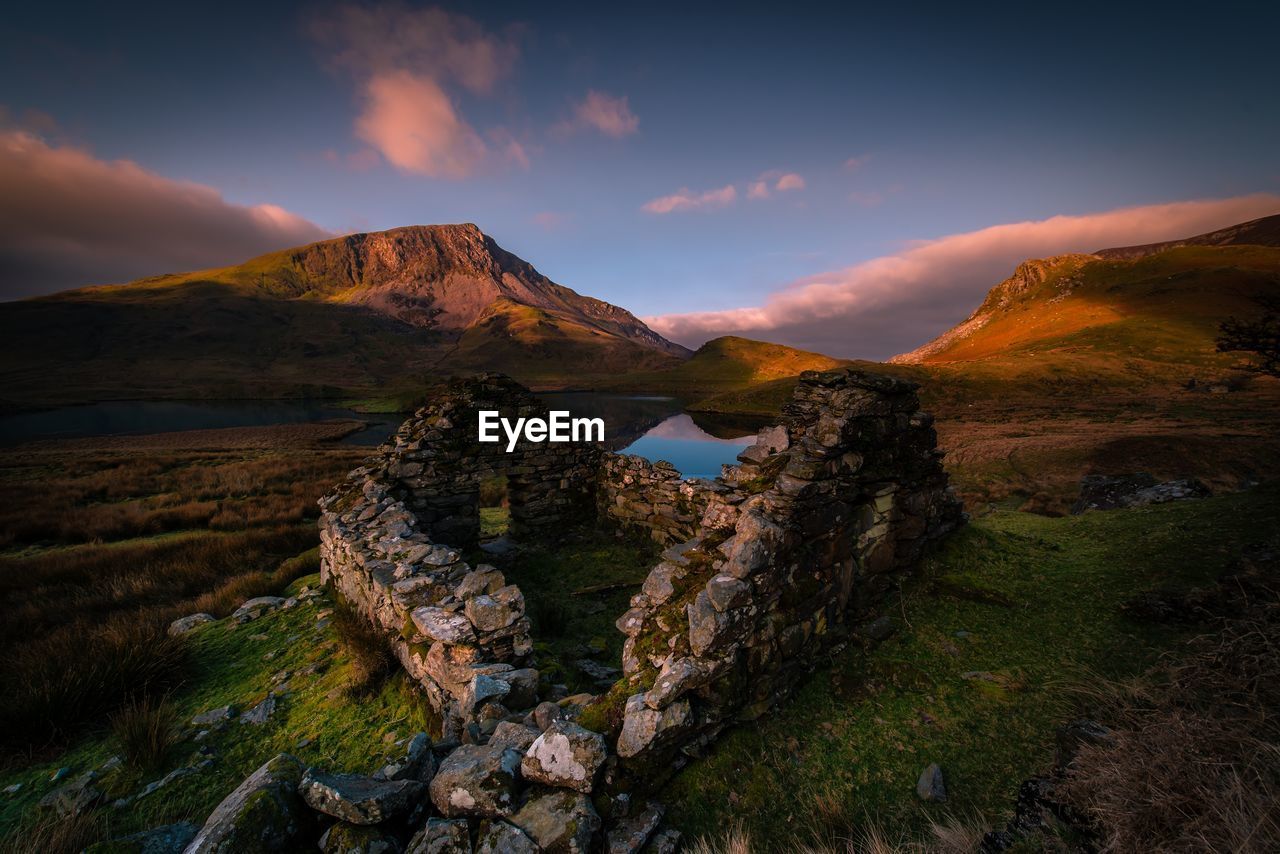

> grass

[
  {"left": 663, "top": 484, "right": 1280, "bottom": 849},
  {"left": 0, "top": 573, "right": 437, "bottom": 848},
  {"left": 0, "top": 443, "right": 362, "bottom": 758},
  {"left": 111, "top": 695, "right": 181, "bottom": 774}
]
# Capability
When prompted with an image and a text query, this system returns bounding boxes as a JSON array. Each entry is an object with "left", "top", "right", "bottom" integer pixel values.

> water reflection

[{"left": 619, "top": 413, "right": 754, "bottom": 480}]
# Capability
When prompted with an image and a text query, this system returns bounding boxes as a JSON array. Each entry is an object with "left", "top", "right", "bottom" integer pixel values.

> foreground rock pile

[{"left": 176, "top": 720, "right": 675, "bottom": 853}]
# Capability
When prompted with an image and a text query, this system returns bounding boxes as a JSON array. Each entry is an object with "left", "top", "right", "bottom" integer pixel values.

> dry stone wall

[
  {"left": 605, "top": 369, "right": 964, "bottom": 774},
  {"left": 317, "top": 368, "right": 963, "bottom": 845}
]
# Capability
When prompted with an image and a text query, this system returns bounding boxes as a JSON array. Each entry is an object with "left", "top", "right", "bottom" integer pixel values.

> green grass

[
  {"left": 664, "top": 485, "right": 1280, "bottom": 848},
  {"left": 0, "top": 573, "right": 435, "bottom": 844}
]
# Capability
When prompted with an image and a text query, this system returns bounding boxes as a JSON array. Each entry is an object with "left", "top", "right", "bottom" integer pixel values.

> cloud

[
  {"left": 775, "top": 173, "right": 805, "bottom": 191},
  {"left": 747, "top": 180, "right": 770, "bottom": 200},
  {"left": 559, "top": 90, "right": 639, "bottom": 138},
  {"left": 843, "top": 154, "right": 870, "bottom": 171},
  {"left": 355, "top": 71, "right": 488, "bottom": 178},
  {"left": 313, "top": 4, "right": 522, "bottom": 178},
  {"left": 642, "top": 184, "right": 738, "bottom": 215},
  {"left": 532, "top": 211, "right": 569, "bottom": 230},
  {"left": 645, "top": 194, "right": 1280, "bottom": 359},
  {"left": 0, "top": 130, "right": 331, "bottom": 299}
]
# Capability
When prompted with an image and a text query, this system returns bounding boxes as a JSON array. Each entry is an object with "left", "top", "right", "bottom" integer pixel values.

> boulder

[
  {"left": 320, "top": 822, "right": 402, "bottom": 854},
  {"left": 375, "top": 732, "right": 436, "bottom": 783},
  {"left": 616, "top": 694, "right": 692, "bottom": 759},
  {"left": 406, "top": 818, "right": 470, "bottom": 854},
  {"left": 521, "top": 720, "right": 607, "bottom": 793},
  {"left": 38, "top": 771, "right": 102, "bottom": 818},
  {"left": 687, "top": 590, "right": 741, "bottom": 656},
  {"left": 647, "top": 828, "right": 682, "bottom": 853},
  {"left": 644, "top": 658, "right": 706, "bottom": 710},
  {"left": 704, "top": 574, "right": 750, "bottom": 612},
  {"left": 183, "top": 753, "right": 309, "bottom": 853},
  {"left": 299, "top": 769, "right": 425, "bottom": 824},
  {"left": 511, "top": 788, "right": 601, "bottom": 853},
  {"left": 605, "top": 801, "right": 664, "bottom": 854},
  {"left": 475, "top": 820, "right": 537, "bottom": 854},
  {"left": 464, "top": 586, "right": 525, "bottom": 632},
  {"left": 168, "top": 614, "right": 215, "bottom": 636},
  {"left": 462, "top": 673, "right": 511, "bottom": 714},
  {"left": 429, "top": 743, "right": 523, "bottom": 817},
  {"left": 488, "top": 722, "right": 540, "bottom": 753},
  {"left": 916, "top": 763, "right": 946, "bottom": 802},
  {"left": 411, "top": 607, "right": 476, "bottom": 645},
  {"left": 239, "top": 696, "right": 276, "bottom": 725},
  {"left": 232, "top": 597, "right": 286, "bottom": 622},
  {"left": 192, "top": 706, "right": 236, "bottom": 726},
  {"left": 86, "top": 822, "right": 198, "bottom": 854},
  {"left": 457, "top": 566, "right": 505, "bottom": 599}
]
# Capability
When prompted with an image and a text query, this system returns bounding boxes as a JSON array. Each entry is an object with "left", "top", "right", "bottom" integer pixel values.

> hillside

[
  {"left": 599, "top": 335, "right": 848, "bottom": 406},
  {"left": 892, "top": 214, "right": 1280, "bottom": 381},
  {"left": 0, "top": 225, "right": 688, "bottom": 407}
]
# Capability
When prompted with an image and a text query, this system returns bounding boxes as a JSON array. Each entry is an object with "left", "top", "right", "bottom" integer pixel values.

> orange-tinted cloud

[
  {"left": 562, "top": 90, "right": 639, "bottom": 138},
  {"left": 0, "top": 131, "right": 330, "bottom": 298},
  {"left": 313, "top": 4, "right": 522, "bottom": 178},
  {"left": 646, "top": 194, "right": 1280, "bottom": 358},
  {"left": 775, "top": 173, "right": 805, "bottom": 191},
  {"left": 642, "top": 184, "right": 738, "bottom": 214},
  {"left": 355, "top": 71, "right": 488, "bottom": 179}
]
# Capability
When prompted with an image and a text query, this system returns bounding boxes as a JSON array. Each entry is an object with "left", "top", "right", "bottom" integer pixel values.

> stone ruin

[{"left": 316, "top": 368, "right": 963, "bottom": 849}]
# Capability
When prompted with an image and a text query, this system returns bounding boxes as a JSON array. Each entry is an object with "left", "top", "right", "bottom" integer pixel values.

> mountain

[
  {"left": 891, "top": 214, "right": 1280, "bottom": 380},
  {"left": 0, "top": 225, "right": 688, "bottom": 407}
]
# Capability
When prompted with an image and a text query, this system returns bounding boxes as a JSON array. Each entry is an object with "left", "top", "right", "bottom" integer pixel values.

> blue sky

[{"left": 2, "top": 1, "right": 1278, "bottom": 356}]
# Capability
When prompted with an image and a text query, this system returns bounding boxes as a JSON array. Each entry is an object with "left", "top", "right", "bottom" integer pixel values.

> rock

[
  {"left": 429, "top": 743, "right": 523, "bottom": 817},
  {"left": 576, "top": 659, "right": 621, "bottom": 683},
  {"left": 1054, "top": 719, "right": 1116, "bottom": 769},
  {"left": 644, "top": 658, "right": 706, "bottom": 710},
  {"left": 687, "top": 590, "right": 740, "bottom": 656},
  {"left": 534, "top": 701, "right": 565, "bottom": 731},
  {"left": 462, "top": 673, "right": 512, "bottom": 714},
  {"left": 640, "top": 563, "right": 684, "bottom": 605},
  {"left": 133, "top": 762, "right": 210, "bottom": 803},
  {"left": 1072, "top": 474, "right": 1210, "bottom": 513},
  {"left": 756, "top": 425, "right": 790, "bottom": 454},
  {"left": 606, "top": 801, "right": 664, "bottom": 854},
  {"left": 192, "top": 706, "right": 237, "bottom": 726},
  {"left": 184, "top": 753, "right": 308, "bottom": 853},
  {"left": 464, "top": 586, "right": 525, "bottom": 632},
  {"left": 375, "top": 732, "right": 436, "bottom": 782},
  {"left": 723, "top": 510, "right": 783, "bottom": 578},
  {"left": 521, "top": 720, "right": 607, "bottom": 793},
  {"left": 298, "top": 769, "right": 425, "bottom": 825},
  {"left": 239, "top": 696, "right": 277, "bottom": 725},
  {"left": 86, "top": 822, "right": 199, "bottom": 853},
  {"left": 488, "top": 722, "right": 540, "bottom": 752},
  {"left": 411, "top": 607, "right": 476, "bottom": 645},
  {"left": 861, "top": 615, "right": 896, "bottom": 641},
  {"left": 916, "top": 763, "right": 946, "bottom": 802},
  {"left": 511, "top": 788, "right": 601, "bottom": 853},
  {"left": 475, "top": 820, "right": 537, "bottom": 854},
  {"left": 704, "top": 574, "right": 749, "bottom": 612},
  {"left": 616, "top": 694, "right": 692, "bottom": 759},
  {"left": 502, "top": 667, "right": 541, "bottom": 710},
  {"left": 320, "top": 822, "right": 402, "bottom": 854},
  {"left": 2, "top": 784, "right": 20, "bottom": 796},
  {"left": 232, "top": 596, "right": 286, "bottom": 622},
  {"left": 457, "top": 566, "right": 505, "bottom": 599},
  {"left": 406, "top": 818, "right": 471, "bottom": 854},
  {"left": 39, "top": 771, "right": 102, "bottom": 818},
  {"left": 646, "top": 828, "right": 681, "bottom": 853},
  {"left": 168, "top": 614, "right": 215, "bottom": 636}
]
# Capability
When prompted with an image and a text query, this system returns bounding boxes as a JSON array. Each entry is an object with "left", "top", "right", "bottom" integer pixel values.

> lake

[{"left": 0, "top": 393, "right": 773, "bottom": 479}]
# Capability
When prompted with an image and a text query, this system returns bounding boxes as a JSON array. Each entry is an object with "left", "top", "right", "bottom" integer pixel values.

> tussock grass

[
  {"left": 111, "top": 694, "right": 181, "bottom": 773},
  {"left": 332, "top": 602, "right": 394, "bottom": 696}
]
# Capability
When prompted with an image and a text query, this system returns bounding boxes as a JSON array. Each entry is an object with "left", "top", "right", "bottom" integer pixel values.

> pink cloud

[
  {"left": 747, "top": 180, "right": 770, "bottom": 199},
  {"left": 775, "top": 173, "right": 805, "bottom": 191},
  {"left": 645, "top": 194, "right": 1280, "bottom": 359},
  {"left": 843, "top": 154, "right": 870, "bottom": 171},
  {"left": 355, "top": 71, "right": 488, "bottom": 179},
  {"left": 532, "top": 211, "right": 569, "bottom": 230},
  {"left": 0, "top": 130, "right": 330, "bottom": 298},
  {"left": 642, "top": 184, "right": 738, "bottom": 215},
  {"left": 563, "top": 90, "right": 639, "bottom": 138}
]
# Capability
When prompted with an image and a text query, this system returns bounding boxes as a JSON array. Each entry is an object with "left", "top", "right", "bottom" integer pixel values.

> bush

[
  {"left": 332, "top": 603, "right": 394, "bottom": 695},
  {"left": 111, "top": 693, "right": 180, "bottom": 772}
]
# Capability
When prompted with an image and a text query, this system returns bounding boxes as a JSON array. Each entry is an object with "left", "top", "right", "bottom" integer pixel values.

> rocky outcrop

[
  {"left": 1072, "top": 473, "right": 1211, "bottom": 513},
  {"left": 184, "top": 753, "right": 309, "bottom": 853}
]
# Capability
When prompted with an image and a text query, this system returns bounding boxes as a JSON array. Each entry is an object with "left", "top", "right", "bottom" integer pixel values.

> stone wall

[
  {"left": 319, "top": 368, "right": 963, "bottom": 821},
  {"left": 605, "top": 369, "right": 963, "bottom": 772}
]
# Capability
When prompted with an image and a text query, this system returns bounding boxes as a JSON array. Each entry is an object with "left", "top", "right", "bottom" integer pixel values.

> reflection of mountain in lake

[
  {"left": 535, "top": 392, "right": 680, "bottom": 450},
  {"left": 620, "top": 414, "right": 754, "bottom": 480}
]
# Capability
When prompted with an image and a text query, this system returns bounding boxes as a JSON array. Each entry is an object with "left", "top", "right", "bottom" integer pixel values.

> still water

[{"left": 0, "top": 393, "right": 771, "bottom": 479}]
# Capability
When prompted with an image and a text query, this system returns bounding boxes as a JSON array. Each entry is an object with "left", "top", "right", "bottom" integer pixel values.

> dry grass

[
  {"left": 0, "top": 443, "right": 360, "bottom": 758},
  {"left": 686, "top": 816, "right": 987, "bottom": 854},
  {"left": 332, "top": 602, "right": 394, "bottom": 696},
  {"left": 111, "top": 694, "right": 181, "bottom": 773},
  {"left": 1059, "top": 582, "right": 1280, "bottom": 851},
  {"left": 0, "top": 809, "right": 108, "bottom": 854}
]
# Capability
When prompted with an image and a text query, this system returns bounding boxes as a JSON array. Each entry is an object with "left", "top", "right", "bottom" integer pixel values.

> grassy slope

[{"left": 665, "top": 485, "right": 1280, "bottom": 848}]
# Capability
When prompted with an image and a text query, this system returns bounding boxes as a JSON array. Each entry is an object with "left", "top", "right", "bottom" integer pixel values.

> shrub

[
  {"left": 111, "top": 693, "right": 180, "bottom": 772},
  {"left": 332, "top": 603, "right": 394, "bottom": 695}
]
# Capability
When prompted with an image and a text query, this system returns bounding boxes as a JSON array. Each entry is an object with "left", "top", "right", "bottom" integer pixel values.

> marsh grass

[{"left": 111, "top": 695, "right": 181, "bottom": 773}]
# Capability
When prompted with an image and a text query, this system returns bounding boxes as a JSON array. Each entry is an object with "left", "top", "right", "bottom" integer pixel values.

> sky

[{"left": 1, "top": 1, "right": 1278, "bottom": 359}]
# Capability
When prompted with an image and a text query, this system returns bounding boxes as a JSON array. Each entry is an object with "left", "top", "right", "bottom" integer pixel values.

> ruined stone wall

[
  {"left": 605, "top": 369, "right": 964, "bottom": 772},
  {"left": 596, "top": 454, "right": 727, "bottom": 545}
]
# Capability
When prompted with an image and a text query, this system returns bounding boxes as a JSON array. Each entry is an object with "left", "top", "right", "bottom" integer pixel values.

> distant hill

[
  {"left": 891, "top": 214, "right": 1280, "bottom": 383},
  {"left": 0, "top": 225, "right": 688, "bottom": 407}
]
